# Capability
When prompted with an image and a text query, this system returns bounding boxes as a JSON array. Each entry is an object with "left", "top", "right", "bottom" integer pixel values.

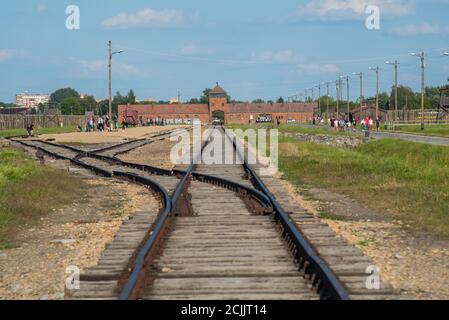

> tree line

[
  {"left": 1, "top": 83, "right": 448, "bottom": 115},
  {"left": 291, "top": 84, "right": 449, "bottom": 114},
  {"left": 43, "top": 88, "right": 140, "bottom": 116}
]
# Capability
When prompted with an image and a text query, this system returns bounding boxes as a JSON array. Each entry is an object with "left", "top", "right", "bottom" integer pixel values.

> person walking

[
  {"left": 105, "top": 115, "right": 111, "bottom": 132},
  {"left": 98, "top": 116, "right": 104, "bottom": 132},
  {"left": 113, "top": 114, "right": 118, "bottom": 130},
  {"left": 89, "top": 117, "right": 94, "bottom": 132},
  {"left": 26, "top": 123, "right": 34, "bottom": 137}
]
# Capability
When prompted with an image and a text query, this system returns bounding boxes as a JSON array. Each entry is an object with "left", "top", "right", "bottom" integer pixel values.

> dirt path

[
  {"left": 0, "top": 173, "right": 159, "bottom": 300},
  {"left": 38, "top": 125, "right": 187, "bottom": 144},
  {"left": 370, "top": 131, "right": 449, "bottom": 146}
]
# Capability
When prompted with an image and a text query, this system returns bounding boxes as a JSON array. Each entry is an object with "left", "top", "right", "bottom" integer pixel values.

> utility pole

[
  {"left": 317, "top": 84, "right": 322, "bottom": 115},
  {"left": 353, "top": 72, "right": 363, "bottom": 121},
  {"left": 346, "top": 76, "right": 350, "bottom": 119},
  {"left": 411, "top": 52, "right": 425, "bottom": 130},
  {"left": 311, "top": 87, "right": 314, "bottom": 102},
  {"left": 369, "top": 66, "right": 380, "bottom": 120},
  {"left": 304, "top": 89, "right": 307, "bottom": 103},
  {"left": 326, "top": 81, "right": 330, "bottom": 117},
  {"left": 338, "top": 73, "right": 343, "bottom": 102},
  {"left": 108, "top": 40, "right": 112, "bottom": 122},
  {"left": 336, "top": 80, "right": 340, "bottom": 117},
  {"left": 108, "top": 41, "right": 124, "bottom": 129},
  {"left": 386, "top": 60, "right": 399, "bottom": 121}
]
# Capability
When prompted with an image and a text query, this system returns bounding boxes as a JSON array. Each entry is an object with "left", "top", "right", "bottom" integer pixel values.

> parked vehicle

[{"left": 123, "top": 109, "right": 138, "bottom": 126}]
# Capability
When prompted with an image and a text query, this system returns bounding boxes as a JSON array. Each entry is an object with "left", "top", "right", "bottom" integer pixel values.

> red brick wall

[
  {"left": 226, "top": 112, "right": 313, "bottom": 124},
  {"left": 119, "top": 104, "right": 314, "bottom": 125},
  {"left": 118, "top": 104, "right": 209, "bottom": 124}
]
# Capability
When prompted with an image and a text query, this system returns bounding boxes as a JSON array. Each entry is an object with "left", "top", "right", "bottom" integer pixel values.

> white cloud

[
  {"left": 388, "top": 23, "right": 449, "bottom": 35},
  {"left": 181, "top": 44, "right": 212, "bottom": 55},
  {"left": 74, "top": 59, "right": 143, "bottom": 77},
  {"left": 0, "top": 49, "right": 26, "bottom": 62},
  {"left": 297, "top": 63, "right": 340, "bottom": 74},
  {"left": 296, "top": 0, "right": 415, "bottom": 21},
  {"left": 102, "top": 8, "right": 184, "bottom": 28}
]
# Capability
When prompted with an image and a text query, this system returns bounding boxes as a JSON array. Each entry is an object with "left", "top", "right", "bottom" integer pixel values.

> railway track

[
  {"left": 123, "top": 126, "right": 344, "bottom": 300},
  {"left": 11, "top": 126, "right": 400, "bottom": 300}
]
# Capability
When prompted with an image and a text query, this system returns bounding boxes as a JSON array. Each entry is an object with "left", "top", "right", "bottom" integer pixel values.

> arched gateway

[{"left": 118, "top": 84, "right": 317, "bottom": 125}]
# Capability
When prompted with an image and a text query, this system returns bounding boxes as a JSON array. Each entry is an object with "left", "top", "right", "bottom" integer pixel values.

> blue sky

[{"left": 1, "top": 0, "right": 449, "bottom": 103}]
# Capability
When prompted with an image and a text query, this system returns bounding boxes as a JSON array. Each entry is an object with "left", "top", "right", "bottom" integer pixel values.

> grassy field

[
  {"left": 0, "top": 126, "right": 78, "bottom": 138},
  {"left": 0, "top": 148, "right": 87, "bottom": 249},
  {"left": 387, "top": 124, "right": 449, "bottom": 137},
  {"left": 230, "top": 124, "right": 449, "bottom": 236},
  {"left": 227, "top": 123, "right": 358, "bottom": 137}
]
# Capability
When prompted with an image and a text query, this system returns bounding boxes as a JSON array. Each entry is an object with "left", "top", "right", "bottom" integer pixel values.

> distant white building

[
  {"left": 169, "top": 97, "right": 180, "bottom": 104},
  {"left": 15, "top": 93, "right": 50, "bottom": 109},
  {"left": 143, "top": 97, "right": 157, "bottom": 103}
]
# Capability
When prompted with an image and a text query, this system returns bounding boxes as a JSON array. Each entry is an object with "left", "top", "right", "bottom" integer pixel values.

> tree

[
  {"left": 80, "top": 95, "right": 98, "bottom": 114},
  {"left": 0, "top": 102, "right": 17, "bottom": 108},
  {"left": 97, "top": 99, "right": 109, "bottom": 116},
  {"left": 425, "top": 85, "right": 445, "bottom": 109},
  {"left": 60, "top": 97, "right": 81, "bottom": 115},
  {"left": 378, "top": 92, "right": 390, "bottom": 109},
  {"left": 200, "top": 88, "right": 211, "bottom": 104},
  {"left": 50, "top": 88, "right": 79, "bottom": 105},
  {"left": 252, "top": 99, "right": 265, "bottom": 103},
  {"left": 127, "top": 90, "right": 136, "bottom": 104},
  {"left": 188, "top": 98, "right": 201, "bottom": 104},
  {"left": 276, "top": 97, "right": 285, "bottom": 103},
  {"left": 390, "top": 85, "right": 419, "bottom": 110},
  {"left": 112, "top": 91, "right": 129, "bottom": 114}
]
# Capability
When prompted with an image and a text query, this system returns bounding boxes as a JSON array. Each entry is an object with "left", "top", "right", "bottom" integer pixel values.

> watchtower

[{"left": 208, "top": 83, "right": 228, "bottom": 124}]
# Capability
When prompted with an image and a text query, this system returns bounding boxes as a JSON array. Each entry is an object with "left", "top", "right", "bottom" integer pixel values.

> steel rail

[
  {"left": 11, "top": 128, "right": 345, "bottom": 299},
  {"left": 117, "top": 128, "right": 215, "bottom": 300},
  {"left": 91, "top": 138, "right": 147, "bottom": 154},
  {"left": 84, "top": 152, "right": 175, "bottom": 176},
  {"left": 223, "top": 127, "right": 350, "bottom": 300},
  {"left": 13, "top": 139, "right": 174, "bottom": 300},
  {"left": 13, "top": 140, "right": 113, "bottom": 177},
  {"left": 91, "top": 128, "right": 185, "bottom": 154},
  {"left": 17, "top": 136, "right": 176, "bottom": 177},
  {"left": 114, "top": 171, "right": 172, "bottom": 301}
]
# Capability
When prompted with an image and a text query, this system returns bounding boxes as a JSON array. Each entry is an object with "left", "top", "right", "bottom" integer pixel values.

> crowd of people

[
  {"left": 82, "top": 114, "right": 119, "bottom": 132},
  {"left": 81, "top": 114, "right": 171, "bottom": 133},
  {"left": 312, "top": 114, "right": 382, "bottom": 132}
]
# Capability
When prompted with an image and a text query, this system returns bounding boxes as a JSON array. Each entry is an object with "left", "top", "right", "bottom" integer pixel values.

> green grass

[
  {"left": 319, "top": 211, "right": 347, "bottom": 221},
  {"left": 229, "top": 124, "right": 449, "bottom": 236},
  {"left": 227, "top": 123, "right": 358, "bottom": 137},
  {"left": 358, "top": 238, "right": 375, "bottom": 247},
  {"left": 0, "top": 148, "right": 87, "bottom": 249},
  {"left": 278, "top": 136, "right": 449, "bottom": 236},
  {"left": 386, "top": 124, "right": 449, "bottom": 137},
  {"left": 0, "top": 126, "right": 78, "bottom": 138}
]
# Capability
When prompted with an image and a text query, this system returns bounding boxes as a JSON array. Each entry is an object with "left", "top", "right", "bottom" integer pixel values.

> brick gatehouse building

[{"left": 119, "top": 84, "right": 317, "bottom": 125}]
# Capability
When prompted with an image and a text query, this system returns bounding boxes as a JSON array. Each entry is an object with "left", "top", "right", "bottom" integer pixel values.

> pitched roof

[{"left": 209, "top": 84, "right": 227, "bottom": 95}]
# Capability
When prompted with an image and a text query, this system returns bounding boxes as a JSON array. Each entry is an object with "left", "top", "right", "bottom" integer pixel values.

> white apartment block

[{"left": 15, "top": 93, "right": 50, "bottom": 109}]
